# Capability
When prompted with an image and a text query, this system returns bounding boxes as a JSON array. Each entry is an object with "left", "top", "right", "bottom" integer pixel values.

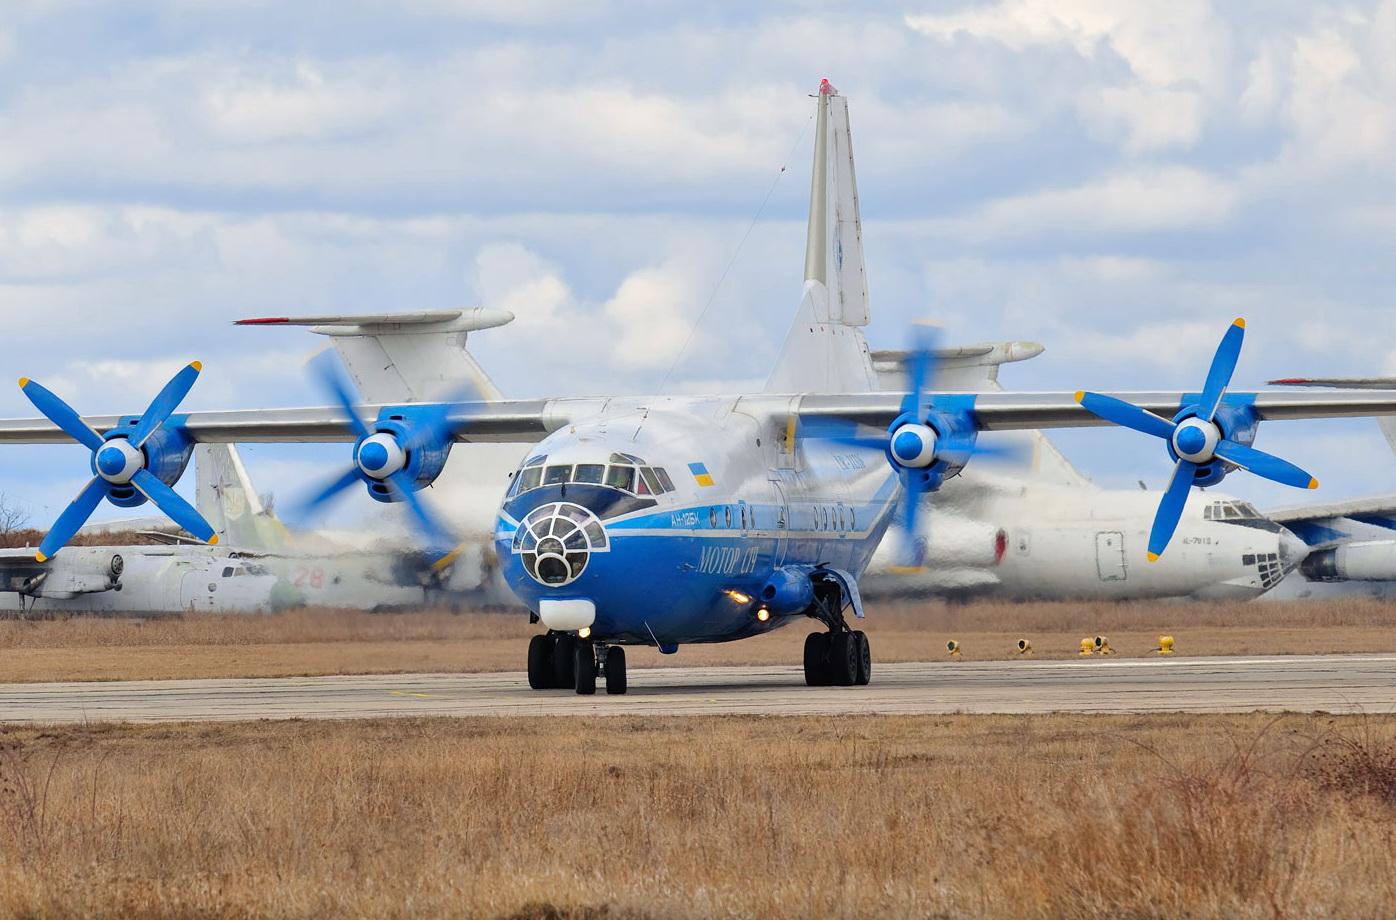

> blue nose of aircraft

[{"left": 96, "top": 445, "right": 127, "bottom": 477}]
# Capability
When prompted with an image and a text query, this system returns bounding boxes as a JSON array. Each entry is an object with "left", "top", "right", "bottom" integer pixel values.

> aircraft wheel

[
  {"left": 829, "top": 632, "right": 859, "bottom": 686},
  {"left": 551, "top": 634, "right": 577, "bottom": 689},
  {"left": 853, "top": 631, "right": 871, "bottom": 686},
  {"left": 604, "top": 646, "right": 627, "bottom": 695},
  {"left": 574, "top": 641, "right": 597, "bottom": 695},
  {"left": 803, "top": 632, "right": 831, "bottom": 686},
  {"left": 527, "top": 634, "right": 553, "bottom": 690}
]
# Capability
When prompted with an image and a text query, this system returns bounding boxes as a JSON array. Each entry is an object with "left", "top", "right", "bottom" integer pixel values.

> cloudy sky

[{"left": 2, "top": 0, "right": 1395, "bottom": 529}]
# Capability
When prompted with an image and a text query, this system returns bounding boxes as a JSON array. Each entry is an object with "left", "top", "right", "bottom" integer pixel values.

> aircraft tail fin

[
  {"left": 766, "top": 80, "right": 879, "bottom": 394},
  {"left": 235, "top": 308, "right": 513, "bottom": 403},
  {"left": 195, "top": 444, "right": 293, "bottom": 552}
]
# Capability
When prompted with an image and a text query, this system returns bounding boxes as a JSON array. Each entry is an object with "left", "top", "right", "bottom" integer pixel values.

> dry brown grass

[
  {"left": 0, "top": 597, "right": 1395, "bottom": 682},
  {"left": 0, "top": 712, "right": 1394, "bottom": 918}
]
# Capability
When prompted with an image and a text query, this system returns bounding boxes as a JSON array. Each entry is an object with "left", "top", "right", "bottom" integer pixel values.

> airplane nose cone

[{"left": 1278, "top": 527, "right": 1309, "bottom": 570}]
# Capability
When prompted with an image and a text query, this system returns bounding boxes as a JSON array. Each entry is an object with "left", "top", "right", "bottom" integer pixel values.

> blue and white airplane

[{"left": 5, "top": 79, "right": 1396, "bottom": 695}]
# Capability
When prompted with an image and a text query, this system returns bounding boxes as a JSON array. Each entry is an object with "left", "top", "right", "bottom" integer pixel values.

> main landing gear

[
  {"left": 802, "top": 578, "right": 871, "bottom": 687},
  {"left": 527, "top": 632, "right": 627, "bottom": 695}
]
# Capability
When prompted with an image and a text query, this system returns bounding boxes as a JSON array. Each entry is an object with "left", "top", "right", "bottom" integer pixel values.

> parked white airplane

[
  {"left": 0, "top": 444, "right": 505, "bottom": 613},
  {"left": 1260, "top": 377, "right": 1396, "bottom": 599},
  {"left": 860, "top": 352, "right": 1310, "bottom": 601},
  {"left": 4, "top": 81, "right": 1395, "bottom": 695}
]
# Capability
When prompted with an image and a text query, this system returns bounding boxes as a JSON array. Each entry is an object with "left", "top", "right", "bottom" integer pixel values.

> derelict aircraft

[
  {"left": 5, "top": 80, "right": 1396, "bottom": 694},
  {"left": 0, "top": 444, "right": 502, "bottom": 613}
]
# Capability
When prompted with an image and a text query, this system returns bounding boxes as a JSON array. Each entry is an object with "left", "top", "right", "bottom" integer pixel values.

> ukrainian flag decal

[{"left": 688, "top": 462, "right": 715, "bottom": 487}]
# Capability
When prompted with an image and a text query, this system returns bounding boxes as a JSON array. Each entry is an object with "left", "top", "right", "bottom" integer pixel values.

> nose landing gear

[{"left": 526, "top": 632, "right": 628, "bottom": 695}]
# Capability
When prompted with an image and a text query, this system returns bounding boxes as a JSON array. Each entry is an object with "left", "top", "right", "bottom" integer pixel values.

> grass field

[
  {"left": 0, "top": 712, "right": 1393, "bottom": 918},
  {"left": 0, "top": 597, "right": 1395, "bottom": 682}
]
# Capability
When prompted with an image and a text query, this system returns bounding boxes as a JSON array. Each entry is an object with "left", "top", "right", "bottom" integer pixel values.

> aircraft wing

[
  {"left": 2, "top": 391, "right": 1396, "bottom": 444},
  {"left": 0, "top": 399, "right": 563, "bottom": 444},
  {"left": 1267, "top": 495, "right": 1396, "bottom": 529},
  {"left": 796, "top": 390, "right": 1396, "bottom": 430}
]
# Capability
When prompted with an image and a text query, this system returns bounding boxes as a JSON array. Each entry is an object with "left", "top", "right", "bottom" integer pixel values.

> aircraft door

[
  {"left": 180, "top": 570, "right": 218, "bottom": 611},
  {"left": 1095, "top": 531, "right": 1127, "bottom": 582},
  {"left": 768, "top": 477, "right": 790, "bottom": 567}
]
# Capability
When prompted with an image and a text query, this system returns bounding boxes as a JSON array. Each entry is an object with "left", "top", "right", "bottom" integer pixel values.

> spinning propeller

[
  {"left": 826, "top": 325, "right": 1010, "bottom": 570},
  {"left": 296, "top": 353, "right": 462, "bottom": 550},
  {"left": 1076, "top": 318, "right": 1318, "bottom": 561},
  {"left": 18, "top": 364, "right": 217, "bottom": 561}
]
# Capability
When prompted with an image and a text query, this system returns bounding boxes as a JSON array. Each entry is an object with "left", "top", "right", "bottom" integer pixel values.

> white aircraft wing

[
  {"left": 2, "top": 391, "right": 1396, "bottom": 444},
  {"left": 0, "top": 399, "right": 563, "bottom": 444},
  {"left": 796, "top": 389, "right": 1396, "bottom": 430},
  {"left": 1267, "top": 495, "right": 1396, "bottom": 527}
]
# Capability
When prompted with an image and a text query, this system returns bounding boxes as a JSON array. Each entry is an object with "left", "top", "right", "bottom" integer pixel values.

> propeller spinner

[
  {"left": 18, "top": 363, "right": 217, "bottom": 561},
  {"left": 1076, "top": 318, "right": 1318, "bottom": 561}
]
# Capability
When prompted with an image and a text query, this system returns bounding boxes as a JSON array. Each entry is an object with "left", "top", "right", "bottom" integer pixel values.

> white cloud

[
  {"left": 905, "top": 0, "right": 1231, "bottom": 89},
  {"left": 602, "top": 263, "right": 701, "bottom": 371},
  {"left": 967, "top": 166, "right": 1238, "bottom": 237}
]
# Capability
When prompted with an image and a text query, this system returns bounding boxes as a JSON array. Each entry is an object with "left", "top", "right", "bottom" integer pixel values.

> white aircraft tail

[
  {"left": 766, "top": 80, "right": 879, "bottom": 395},
  {"left": 236, "top": 308, "right": 514, "bottom": 403},
  {"left": 195, "top": 444, "right": 293, "bottom": 552}
]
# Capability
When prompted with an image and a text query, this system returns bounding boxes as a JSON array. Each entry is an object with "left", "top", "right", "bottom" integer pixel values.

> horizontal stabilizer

[{"left": 236, "top": 309, "right": 513, "bottom": 334}]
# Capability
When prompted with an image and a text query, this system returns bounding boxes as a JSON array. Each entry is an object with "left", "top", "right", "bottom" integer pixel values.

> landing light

[
  {"left": 947, "top": 639, "right": 961, "bottom": 658},
  {"left": 755, "top": 607, "right": 770, "bottom": 622},
  {"left": 725, "top": 589, "right": 752, "bottom": 604},
  {"left": 578, "top": 627, "right": 591, "bottom": 639}
]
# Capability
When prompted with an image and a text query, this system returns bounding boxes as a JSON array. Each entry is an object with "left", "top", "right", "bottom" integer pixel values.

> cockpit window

[
  {"left": 514, "top": 466, "right": 542, "bottom": 495},
  {"left": 605, "top": 465, "right": 635, "bottom": 492},
  {"left": 507, "top": 455, "right": 676, "bottom": 498},
  {"left": 1205, "top": 499, "right": 1264, "bottom": 522},
  {"left": 573, "top": 463, "right": 605, "bottom": 484}
]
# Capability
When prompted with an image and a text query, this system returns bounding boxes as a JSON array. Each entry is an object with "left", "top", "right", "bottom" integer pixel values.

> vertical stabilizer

[
  {"left": 804, "top": 79, "right": 869, "bottom": 327},
  {"left": 767, "top": 80, "right": 878, "bottom": 394},
  {"left": 195, "top": 445, "right": 293, "bottom": 552}
]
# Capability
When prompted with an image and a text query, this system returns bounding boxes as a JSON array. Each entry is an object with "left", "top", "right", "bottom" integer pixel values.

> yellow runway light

[
  {"left": 1079, "top": 638, "right": 1094, "bottom": 656},
  {"left": 1154, "top": 635, "right": 1175, "bottom": 655}
]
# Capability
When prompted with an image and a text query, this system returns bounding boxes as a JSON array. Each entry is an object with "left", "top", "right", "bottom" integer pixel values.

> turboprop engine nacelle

[
  {"left": 1301, "top": 541, "right": 1396, "bottom": 582},
  {"left": 759, "top": 567, "right": 815, "bottom": 616}
]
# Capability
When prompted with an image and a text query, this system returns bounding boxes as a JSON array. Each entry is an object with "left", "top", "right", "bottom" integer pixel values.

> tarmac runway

[{"left": 1, "top": 654, "right": 1395, "bottom": 723}]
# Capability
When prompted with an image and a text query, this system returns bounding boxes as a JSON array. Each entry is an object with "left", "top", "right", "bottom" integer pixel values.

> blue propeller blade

[
  {"left": 1198, "top": 318, "right": 1245, "bottom": 421},
  {"left": 900, "top": 324, "right": 940, "bottom": 418},
  {"left": 128, "top": 362, "right": 203, "bottom": 447},
  {"left": 824, "top": 434, "right": 892, "bottom": 450},
  {"left": 36, "top": 478, "right": 110, "bottom": 561},
  {"left": 1148, "top": 460, "right": 1199, "bottom": 561},
  {"left": 18, "top": 378, "right": 104, "bottom": 451},
  {"left": 1213, "top": 439, "right": 1318, "bottom": 490},
  {"left": 896, "top": 470, "right": 931, "bottom": 569},
  {"left": 1076, "top": 392, "right": 1175, "bottom": 440},
  {"left": 298, "top": 467, "right": 365, "bottom": 515},
  {"left": 131, "top": 469, "right": 218, "bottom": 543},
  {"left": 310, "top": 352, "right": 371, "bottom": 442},
  {"left": 386, "top": 470, "right": 456, "bottom": 549}
]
